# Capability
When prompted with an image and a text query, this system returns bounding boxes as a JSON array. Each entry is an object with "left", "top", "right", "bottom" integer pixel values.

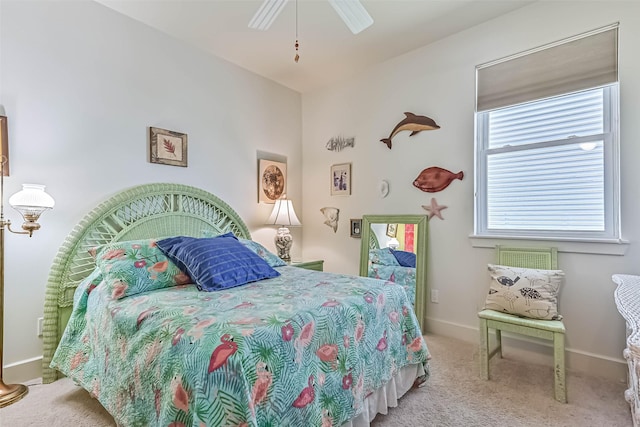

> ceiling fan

[{"left": 248, "top": 0, "right": 374, "bottom": 35}]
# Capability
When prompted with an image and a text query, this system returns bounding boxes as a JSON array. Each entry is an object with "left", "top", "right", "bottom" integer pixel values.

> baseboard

[
  {"left": 3, "top": 356, "right": 42, "bottom": 384},
  {"left": 425, "top": 316, "right": 628, "bottom": 383}
]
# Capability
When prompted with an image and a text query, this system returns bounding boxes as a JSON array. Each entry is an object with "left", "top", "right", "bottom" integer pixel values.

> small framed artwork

[
  {"left": 350, "top": 218, "right": 362, "bottom": 238},
  {"left": 150, "top": 127, "right": 188, "bottom": 167},
  {"left": 386, "top": 223, "right": 398, "bottom": 238},
  {"left": 258, "top": 159, "right": 287, "bottom": 203},
  {"left": 330, "top": 163, "right": 351, "bottom": 196}
]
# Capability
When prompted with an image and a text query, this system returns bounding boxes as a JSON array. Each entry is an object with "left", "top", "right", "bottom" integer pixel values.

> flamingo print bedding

[{"left": 50, "top": 265, "right": 430, "bottom": 426}]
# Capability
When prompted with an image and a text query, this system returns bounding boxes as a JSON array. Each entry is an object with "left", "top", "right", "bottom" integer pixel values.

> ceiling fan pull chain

[{"left": 294, "top": 0, "right": 300, "bottom": 63}]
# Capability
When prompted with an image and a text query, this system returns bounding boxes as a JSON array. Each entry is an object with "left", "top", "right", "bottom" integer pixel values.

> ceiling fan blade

[
  {"left": 328, "top": 0, "right": 373, "bottom": 34},
  {"left": 249, "top": 0, "right": 289, "bottom": 31}
]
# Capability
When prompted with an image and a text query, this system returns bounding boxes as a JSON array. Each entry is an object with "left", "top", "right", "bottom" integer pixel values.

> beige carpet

[{"left": 0, "top": 334, "right": 632, "bottom": 426}]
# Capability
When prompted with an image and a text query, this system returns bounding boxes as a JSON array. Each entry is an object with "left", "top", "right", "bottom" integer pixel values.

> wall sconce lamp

[
  {"left": 0, "top": 111, "right": 55, "bottom": 407},
  {"left": 265, "top": 196, "right": 301, "bottom": 262}
]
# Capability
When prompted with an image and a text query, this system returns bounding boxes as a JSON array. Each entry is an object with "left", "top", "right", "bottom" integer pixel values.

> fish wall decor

[
  {"left": 326, "top": 136, "right": 355, "bottom": 152},
  {"left": 381, "top": 112, "right": 440, "bottom": 149},
  {"left": 320, "top": 207, "right": 340, "bottom": 233},
  {"left": 413, "top": 167, "right": 463, "bottom": 193}
]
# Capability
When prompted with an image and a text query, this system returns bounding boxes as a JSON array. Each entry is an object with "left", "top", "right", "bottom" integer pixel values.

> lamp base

[
  {"left": 274, "top": 227, "right": 293, "bottom": 262},
  {"left": 0, "top": 380, "right": 28, "bottom": 407}
]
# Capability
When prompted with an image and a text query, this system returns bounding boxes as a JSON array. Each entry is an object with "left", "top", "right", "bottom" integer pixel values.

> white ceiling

[{"left": 97, "top": 0, "right": 535, "bottom": 93}]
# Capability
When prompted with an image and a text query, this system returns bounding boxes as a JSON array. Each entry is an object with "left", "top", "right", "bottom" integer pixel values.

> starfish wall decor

[{"left": 422, "top": 197, "right": 447, "bottom": 220}]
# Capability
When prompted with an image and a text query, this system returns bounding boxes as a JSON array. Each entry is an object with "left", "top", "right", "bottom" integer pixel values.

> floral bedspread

[
  {"left": 51, "top": 266, "right": 430, "bottom": 427},
  {"left": 368, "top": 265, "right": 416, "bottom": 306}
]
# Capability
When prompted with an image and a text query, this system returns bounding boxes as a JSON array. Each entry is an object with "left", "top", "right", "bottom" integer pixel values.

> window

[{"left": 474, "top": 25, "right": 620, "bottom": 242}]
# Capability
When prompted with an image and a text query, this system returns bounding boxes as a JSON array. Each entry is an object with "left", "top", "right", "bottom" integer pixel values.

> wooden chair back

[{"left": 496, "top": 245, "right": 557, "bottom": 270}]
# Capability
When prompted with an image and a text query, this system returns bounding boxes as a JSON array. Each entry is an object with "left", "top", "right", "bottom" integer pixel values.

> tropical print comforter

[
  {"left": 51, "top": 266, "right": 430, "bottom": 427},
  {"left": 368, "top": 265, "right": 416, "bottom": 306}
]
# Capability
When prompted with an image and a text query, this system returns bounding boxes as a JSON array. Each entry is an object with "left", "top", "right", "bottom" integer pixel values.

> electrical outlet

[
  {"left": 37, "top": 317, "right": 44, "bottom": 337},
  {"left": 431, "top": 289, "right": 439, "bottom": 304}
]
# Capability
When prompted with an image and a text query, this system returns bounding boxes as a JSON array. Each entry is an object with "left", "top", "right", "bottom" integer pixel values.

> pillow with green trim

[
  {"left": 92, "top": 239, "right": 191, "bottom": 300},
  {"left": 239, "top": 239, "right": 286, "bottom": 267},
  {"left": 369, "top": 248, "right": 401, "bottom": 266},
  {"left": 483, "top": 264, "right": 564, "bottom": 320}
]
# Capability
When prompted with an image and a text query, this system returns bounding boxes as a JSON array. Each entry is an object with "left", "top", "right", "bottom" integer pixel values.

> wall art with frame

[
  {"left": 386, "top": 223, "right": 398, "bottom": 238},
  {"left": 258, "top": 159, "right": 287, "bottom": 203},
  {"left": 149, "top": 127, "right": 188, "bottom": 167},
  {"left": 330, "top": 163, "right": 351, "bottom": 196}
]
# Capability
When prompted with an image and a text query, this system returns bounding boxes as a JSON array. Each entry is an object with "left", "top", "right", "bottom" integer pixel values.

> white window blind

[
  {"left": 485, "top": 88, "right": 607, "bottom": 233},
  {"left": 475, "top": 24, "right": 620, "bottom": 241}
]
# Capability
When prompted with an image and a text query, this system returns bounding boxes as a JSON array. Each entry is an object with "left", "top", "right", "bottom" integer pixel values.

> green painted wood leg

[
  {"left": 553, "top": 332, "right": 567, "bottom": 403},
  {"left": 495, "top": 329, "right": 502, "bottom": 358},
  {"left": 479, "top": 318, "right": 489, "bottom": 380}
]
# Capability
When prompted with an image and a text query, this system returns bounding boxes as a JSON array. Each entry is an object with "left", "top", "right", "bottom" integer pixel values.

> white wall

[
  {"left": 301, "top": 1, "right": 640, "bottom": 381},
  {"left": 0, "top": 1, "right": 302, "bottom": 381}
]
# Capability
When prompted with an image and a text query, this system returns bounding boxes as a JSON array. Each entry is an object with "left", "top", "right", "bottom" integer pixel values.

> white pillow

[{"left": 483, "top": 264, "right": 564, "bottom": 320}]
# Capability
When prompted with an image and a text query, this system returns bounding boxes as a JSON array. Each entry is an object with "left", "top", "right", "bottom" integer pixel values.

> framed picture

[
  {"left": 330, "top": 163, "right": 351, "bottom": 196},
  {"left": 258, "top": 159, "right": 287, "bottom": 203},
  {"left": 150, "top": 127, "right": 188, "bottom": 167},
  {"left": 350, "top": 218, "right": 362, "bottom": 238},
  {"left": 386, "top": 223, "right": 398, "bottom": 238}
]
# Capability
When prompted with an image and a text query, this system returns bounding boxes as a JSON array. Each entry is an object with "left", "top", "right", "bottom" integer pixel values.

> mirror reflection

[{"left": 359, "top": 215, "right": 428, "bottom": 329}]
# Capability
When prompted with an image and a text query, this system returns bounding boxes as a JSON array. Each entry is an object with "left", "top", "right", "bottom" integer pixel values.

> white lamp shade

[
  {"left": 9, "top": 184, "right": 55, "bottom": 217},
  {"left": 387, "top": 237, "right": 400, "bottom": 249},
  {"left": 266, "top": 198, "right": 301, "bottom": 227}
]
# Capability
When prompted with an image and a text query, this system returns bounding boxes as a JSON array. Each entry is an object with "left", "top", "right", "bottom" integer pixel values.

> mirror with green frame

[{"left": 359, "top": 215, "right": 428, "bottom": 329}]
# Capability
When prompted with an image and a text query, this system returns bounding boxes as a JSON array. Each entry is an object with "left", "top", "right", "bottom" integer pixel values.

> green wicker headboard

[
  {"left": 369, "top": 231, "right": 380, "bottom": 250},
  {"left": 42, "top": 183, "right": 251, "bottom": 383}
]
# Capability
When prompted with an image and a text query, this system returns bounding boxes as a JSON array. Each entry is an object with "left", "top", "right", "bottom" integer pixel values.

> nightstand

[{"left": 289, "top": 260, "right": 324, "bottom": 271}]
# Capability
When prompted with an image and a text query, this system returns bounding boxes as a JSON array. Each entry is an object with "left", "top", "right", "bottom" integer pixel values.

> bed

[
  {"left": 366, "top": 232, "right": 417, "bottom": 307},
  {"left": 367, "top": 248, "right": 417, "bottom": 306},
  {"left": 42, "top": 183, "right": 430, "bottom": 426}
]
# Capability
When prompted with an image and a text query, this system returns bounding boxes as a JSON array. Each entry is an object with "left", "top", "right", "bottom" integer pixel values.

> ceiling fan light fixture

[
  {"left": 249, "top": 0, "right": 289, "bottom": 31},
  {"left": 328, "top": 0, "right": 373, "bottom": 34}
]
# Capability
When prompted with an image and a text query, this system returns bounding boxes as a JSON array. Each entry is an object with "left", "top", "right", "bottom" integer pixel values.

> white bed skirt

[{"left": 342, "top": 363, "right": 425, "bottom": 426}]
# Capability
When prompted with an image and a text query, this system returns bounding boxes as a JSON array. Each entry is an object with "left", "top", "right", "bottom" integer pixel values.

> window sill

[{"left": 469, "top": 234, "right": 629, "bottom": 255}]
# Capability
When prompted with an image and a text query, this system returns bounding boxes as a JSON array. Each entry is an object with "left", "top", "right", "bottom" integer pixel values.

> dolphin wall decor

[{"left": 381, "top": 112, "right": 440, "bottom": 149}]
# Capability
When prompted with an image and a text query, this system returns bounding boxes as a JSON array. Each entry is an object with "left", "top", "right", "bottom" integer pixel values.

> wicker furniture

[
  {"left": 612, "top": 273, "right": 640, "bottom": 426},
  {"left": 42, "top": 183, "right": 251, "bottom": 383},
  {"left": 478, "top": 246, "right": 567, "bottom": 403}
]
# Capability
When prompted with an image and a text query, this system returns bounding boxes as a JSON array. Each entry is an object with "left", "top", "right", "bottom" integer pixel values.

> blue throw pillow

[
  {"left": 156, "top": 233, "right": 280, "bottom": 291},
  {"left": 200, "top": 230, "right": 286, "bottom": 268},
  {"left": 391, "top": 250, "right": 417, "bottom": 268}
]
